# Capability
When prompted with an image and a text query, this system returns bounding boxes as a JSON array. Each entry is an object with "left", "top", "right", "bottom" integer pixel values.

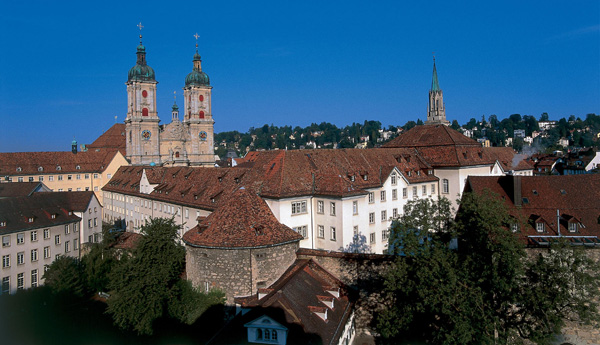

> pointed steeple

[
  {"left": 426, "top": 57, "right": 449, "bottom": 125},
  {"left": 431, "top": 57, "right": 440, "bottom": 92}
]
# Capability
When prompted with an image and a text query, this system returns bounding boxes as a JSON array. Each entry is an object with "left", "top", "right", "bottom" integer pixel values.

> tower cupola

[
  {"left": 185, "top": 42, "right": 210, "bottom": 87},
  {"left": 128, "top": 31, "right": 156, "bottom": 82}
]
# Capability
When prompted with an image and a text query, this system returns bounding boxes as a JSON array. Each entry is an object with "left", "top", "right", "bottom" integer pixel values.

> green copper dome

[
  {"left": 185, "top": 51, "right": 210, "bottom": 87},
  {"left": 128, "top": 44, "right": 156, "bottom": 82}
]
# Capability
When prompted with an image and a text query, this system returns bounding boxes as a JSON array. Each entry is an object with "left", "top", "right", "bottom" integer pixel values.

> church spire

[
  {"left": 431, "top": 57, "right": 440, "bottom": 92},
  {"left": 425, "top": 56, "right": 449, "bottom": 125}
]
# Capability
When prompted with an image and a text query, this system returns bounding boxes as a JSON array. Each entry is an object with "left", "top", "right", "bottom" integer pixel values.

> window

[
  {"left": 65, "top": 241, "right": 70, "bottom": 253},
  {"left": 353, "top": 226, "right": 359, "bottom": 236},
  {"left": 49, "top": 176, "right": 54, "bottom": 181},
  {"left": 511, "top": 223, "right": 519, "bottom": 232},
  {"left": 31, "top": 269, "right": 38, "bottom": 288},
  {"left": 2, "top": 255, "right": 9, "bottom": 268},
  {"left": 65, "top": 225, "right": 70, "bottom": 234},
  {"left": 17, "top": 273, "right": 24, "bottom": 290},
  {"left": 39, "top": 176, "right": 44, "bottom": 182},
  {"left": 431, "top": 184, "right": 436, "bottom": 194},
  {"left": 402, "top": 188, "right": 407, "bottom": 198},
  {"left": 381, "top": 210, "right": 387, "bottom": 221},
  {"left": 31, "top": 231, "right": 38, "bottom": 242},
  {"left": 352, "top": 201, "right": 358, "bottom": 215},
  {"left": 380, "top": 191, "right": 386, "bottom": 202},
  {"left": 330, "top": 227, "right": 336, "bottom": 241},
  {"left": 569, "top": 222, "right": 577, "bottom": 232},
  {"left": 44, "top": 246, "right": 50, "bottom": 259},
  {"left": 536, "top": 222, "right": 545, "bottom": 233},
  {"left": 442, "top": 179, "right": 449, "bottom": 194},
  {"left": 370, "top": 232, "right": 376, "bottom": 244},
  {"left": 293, "top": 225, "right": 308, "bottom": 238},
  {"left": 17, "top": 252, "right": 24, "bottom": 265},
  {"left": 55, "top": 235, "right": 61, "bottom": 245},
  {"left": 67, "top": 175, "right": 72, "bottom": 180},
  {"left": 107, "top": 173, "right": 112, "bottom": 179},
  {"left": 392, "top": 189, "right": 397, "bottom": 200},
  {"left": 31, "top": 249, "right": 38, "bottom": 262},
  {"left": 368, "top": 192, "right": 374, "bottom": 203},
  {"left": 318, "top": 225, "right": 324, "bottom": 238},
  {"left": 28, "top": 177, "right": 34, "bottom": 182},
  {"left": 76, "top": 174, "right": 81, "bottom": 180},
  {"left": 291, "top": 201, "right": 307, "bottom": 215},
  {"left": 330, "top": 202, "right": 336, "bottom": 216},
  {"left": 94, "top": 173, "right": 99, "bottom": 179},
  {"left": 94, "top": 186, "right": 98, "bottom": 191},
  {"left": 94, "top": 218, "right": 98, "bottom": 227},
  {"left": 85, "top": 174, "right": 89, "bottom": 179},
  {"left": 382, "top": 230, "right": 389, "bottom": 241},
  {"left": 391, "top": 173, "right": 397, "bottom": 185},
  {"left": 17, "top": 233, "right": 24, "bottom": 245},
  {"left": 369, "top": 212, "right": 375, "bottom": 224},
  {"left": 2, "top": 277, "right": 9, "bottom": 295},
  {"left": 412, "top": 186, "right": 418, "bottom": 198},
  {"left": 185, "top": 209, "right": 189, "bottom": 218},
  {"left": 44, "top": 229, "right": 49, "bottom": 239},
  {"left": 422, "top": 185, "right": 427, "bottom": 194},
  {"left": 88, "top": 219, "right": 92, "bottom": 228},
  {"left": 393, "top": 208, "right": 398, "bottom": 218},
  {"left": 18, "top": 177, "right": 24, "bottom": 182},
  {"left": 74, "top": 223, "right": 79, "bottom": 232},
  {"left": 2, "top": 236, "right": 9, "bottom": 248}
]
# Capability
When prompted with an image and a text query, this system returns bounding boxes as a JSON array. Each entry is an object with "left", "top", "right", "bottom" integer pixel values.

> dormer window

[
  {"left": 363, "top": 174, "right": 368, "bottom": 181},
  {"left": 511, "top": 223, "right": 519, "bottom": 232},
  {"left": 417, "top": 171, "right": 421, "bottom": 176},
  {"left": 568, "top": 222, "right": 578, "bottom": 233},
  {"left": 407, "top": 171, "right": 411, "bottom": 177},
  {"left": 75, "top": 165, "right": 81, "bottom": 170},
  {"left": 28, "top": 217, "right": 34, "bottom": 223},
  {"left": 38, "top": 166, "right": 43, "bottom": 172},
  {"left": 56, "top": 166, "right": 62, "bottom": 171},
  {"left": 51, "top": 214, "right": 56, "bottom": 219},
  {"left": 350, "top": 175, "right": 355, "bottom": 182},
  {"left": 536, "top": 222, "right": 545, "bottom": 233},
  {"left": 0, "top": 221, "right": 6, "bottom": 227},
  {"left": 16, "top": 167, "right": 22, "bottom": 172},
  {"left": 428, "top": 169, "right": 433, "bottom": 175}
]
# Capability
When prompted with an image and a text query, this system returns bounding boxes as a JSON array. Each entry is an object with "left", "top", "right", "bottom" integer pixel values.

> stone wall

[{"left": 186, "top": 242, "right": 299, "bottom": 304}]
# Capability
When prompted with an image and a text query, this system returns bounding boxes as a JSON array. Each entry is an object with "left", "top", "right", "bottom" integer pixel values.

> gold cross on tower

[
  {"left": 194, "top": 33, "right": 199, "bottom": 49},
  {"left": 137, "top": 22, "right": 144, "bottom": 43}
]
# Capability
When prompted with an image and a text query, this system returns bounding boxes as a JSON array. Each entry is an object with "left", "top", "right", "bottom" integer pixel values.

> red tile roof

[
  {"left": 0, "top": 193, "right": 84, "bottom": 234},
  {"left": 226, "top": 259, "right": 352, "bottom": 345},
  {"left": 485, "top": 147, "right": 533, "bottom": 172},
  {"left": 383, "top": 124, "right": 480, "bottom": 148},
  {"left": 0, "top": 182, "right": 50, "bottom": 198},
  {"left": 86, "top": 123, "right": 126, "bottom": 154},
  {"left": 464, "top": 175, "right": 600, "bottom": 245},
  {"left": 182, "top": 188, "right": 302, "bottom": 248},
  {"left": 103, "top": 148, "right": 438, "bottom": 207},
  {"left": 110, "top": 231, "right": 143, "bottom": 250},
  {"left": 0, "top": 149, "right": 122, "bottom": 176}
]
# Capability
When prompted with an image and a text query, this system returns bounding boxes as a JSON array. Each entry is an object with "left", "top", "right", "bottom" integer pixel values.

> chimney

[{"left": 513, "top": 175, "right": 522, "bottom": 206}]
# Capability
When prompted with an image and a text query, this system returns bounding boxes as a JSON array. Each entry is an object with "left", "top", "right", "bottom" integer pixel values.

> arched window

[
  {"left": 142, "top": 108, "right": 149, "bottom": 117},
  {"left": 442, "top": 179, "right": 449, "bottom": 194},
  {"left": 175, "top": 152, "right": 180, "bottom": 158},
  {"left": 264, "top": 329, "right": 270, "bottom": 340},
  {"left": 199, "top": 111, "right": 205, "bottom": 119}
]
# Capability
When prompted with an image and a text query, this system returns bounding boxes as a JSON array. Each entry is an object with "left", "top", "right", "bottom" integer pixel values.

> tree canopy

[{"left": 377, "top": 194, "right": 600, "bottom": 344}]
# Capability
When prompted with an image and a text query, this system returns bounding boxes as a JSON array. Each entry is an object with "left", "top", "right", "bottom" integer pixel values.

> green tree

[
  {"left": 377, "top": 192, "right": 600, "bottom": 344},
  {"left": 43, "top": 256, "right": 88, "bottom": 297},
  {"left": 106, "top": 218, "right": 186, "bottom": 335}
]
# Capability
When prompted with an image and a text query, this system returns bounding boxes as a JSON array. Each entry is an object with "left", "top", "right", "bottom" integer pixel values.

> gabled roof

[
  {"left": 103, "top": 148, "right": 438, "bottom": 206},
  {"left": 0, "top": 182, "right": 51, "bottom": 198},
  {"left": 0, "top": 149, "right": 122, "bottom": 176},
  {"left": 86, "top": 123, "right": 126, "bottom": 153},
  {"left": 464, "top": 175, "right": 600, "bottom": 245},
  {"left": 210, "top": 259, "right": 353, "bottom": 345},
  {"left": 0, "top": 193, "right": 84, "bottom": 234},
  {"left": 182, "top": 188, "right": 302, "bottom": 249},
  {"left": 485, "top": 147, "right": 533, "bottom": 172},
  {"left": 383, "top": 124, "right": 480, "bottom": 148}
]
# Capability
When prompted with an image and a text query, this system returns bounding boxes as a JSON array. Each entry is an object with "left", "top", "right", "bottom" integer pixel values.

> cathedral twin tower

[{"left": 125, "top": 34, "right": 215, "bottom": 167}]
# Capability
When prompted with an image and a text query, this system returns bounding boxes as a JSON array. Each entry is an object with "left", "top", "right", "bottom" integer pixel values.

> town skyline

[{"left": 1, "top": 0, "right": 598, "bottom": 152}]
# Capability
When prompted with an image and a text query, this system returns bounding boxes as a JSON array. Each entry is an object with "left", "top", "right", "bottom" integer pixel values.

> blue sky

[{"left": 0, "top": 0, "right": 598, "bottom": 152}]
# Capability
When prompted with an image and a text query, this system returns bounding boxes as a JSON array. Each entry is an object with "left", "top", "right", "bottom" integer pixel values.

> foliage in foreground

[
  {"left": 43, "top": 218, "right": 225, "bottom": 336},
  {"left": 376, "top": 193, "right": 600, "bottom": 345}
]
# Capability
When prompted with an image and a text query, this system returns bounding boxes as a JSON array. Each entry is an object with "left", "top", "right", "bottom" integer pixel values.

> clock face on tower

[
  {"left": 142, "top": 130, "right": 151, "bottom": 140},
  {"left": 199, "top": 131, "right": 207, "bottom": 141}
]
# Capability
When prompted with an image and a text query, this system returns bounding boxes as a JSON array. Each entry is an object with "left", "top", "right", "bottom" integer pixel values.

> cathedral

[{"left": 125, "top": 33, "right": 215, "bottom": 167}]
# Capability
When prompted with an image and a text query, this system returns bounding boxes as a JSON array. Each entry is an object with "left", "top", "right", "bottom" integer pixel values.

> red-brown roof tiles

[
  {"left": 86, "top": 123, "right": 126, "bottom": 154},
  {"left": 0, "top": 149, "right": 122, "bottom": 176},
  {"left": 182, "top": 188, "right": 302, "bottom": 248},
  {"left": 465, "top": 175, "right": 600, "bottom": 245}
]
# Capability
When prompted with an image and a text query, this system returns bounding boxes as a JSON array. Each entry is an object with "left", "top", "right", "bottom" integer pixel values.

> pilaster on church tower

[{"left": 426, "top": 58, "right": 450, "bottom": 126}]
